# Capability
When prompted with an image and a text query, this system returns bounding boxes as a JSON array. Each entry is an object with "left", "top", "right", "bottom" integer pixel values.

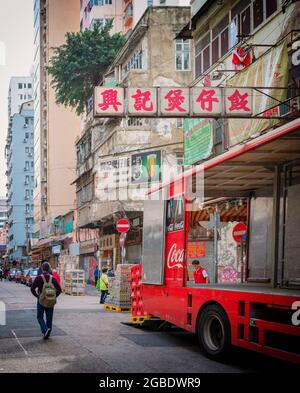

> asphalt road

[{"left": 0, "top": 280, "right": 298, "bottom": 373}]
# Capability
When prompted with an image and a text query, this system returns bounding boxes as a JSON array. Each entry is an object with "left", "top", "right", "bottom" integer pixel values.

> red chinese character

[
  {"left": 164, "top": 89, "right": 186, "bottom": 112},
  {"left": 131, "top": 89, "right": 154, "bottom": 111},
  {"left": 98, "top": 89, "right": 122, "bottom": 112},
  {"left": 196, "top": 89, "right": 219, "bottom": 112},
  {"left": 227, "top": 89, "right": 250, "bottom": 112}
]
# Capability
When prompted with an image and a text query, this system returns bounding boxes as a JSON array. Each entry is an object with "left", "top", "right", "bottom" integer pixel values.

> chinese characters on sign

[{"left": 94, "top": 86, "right": 253, "bottom": 117}]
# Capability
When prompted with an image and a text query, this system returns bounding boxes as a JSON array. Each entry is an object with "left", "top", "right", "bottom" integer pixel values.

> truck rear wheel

[{"left": 197, "top": 304, "right": 231, "bottom": 360}]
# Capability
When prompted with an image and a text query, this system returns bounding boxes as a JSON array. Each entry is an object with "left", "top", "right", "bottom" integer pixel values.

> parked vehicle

[
  {"left": 15, "top": 270, "right": 23, "bottom": 283},
  {"left": 8, "top": 268, "right": 17, "bottom": 281},
  {"left": 21, "top": 269, "right": 30, "bottom": 284},
  {"left": 26, "top": 268, "right": 38, "bottom": 287}
]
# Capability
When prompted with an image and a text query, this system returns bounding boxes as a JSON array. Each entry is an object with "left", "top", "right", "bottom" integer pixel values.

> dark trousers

[
  {"left": 100, "top": 290, "right": 108, "bottom": 304},
  {"left": 94, "top": 277, "right": 98, "bottom": 286},
  {"left": 37, "top": 301, "right": 54, "bottom": 334}
]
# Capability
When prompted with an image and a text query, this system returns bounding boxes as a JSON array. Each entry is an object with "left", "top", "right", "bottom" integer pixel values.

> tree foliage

[{"left": 47, "top": 22, "right": 125, "bottom": 115}]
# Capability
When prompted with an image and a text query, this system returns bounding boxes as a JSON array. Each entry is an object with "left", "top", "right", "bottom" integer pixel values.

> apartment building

[
  {"left": 6, "top": 101, "right": 34, "bottom": 262},
  {"left": 80, "top": 0, "right": 124, "bottom": 31},
  {"left": 0, "top": 197, "right": 8, "bottom": 230},
  {"left": 33, "top": 0, "right": 81, "bottom": 241}
]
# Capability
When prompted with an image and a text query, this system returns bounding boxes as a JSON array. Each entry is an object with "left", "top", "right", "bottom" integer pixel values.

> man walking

[{"left": 31, "top": 262, "right": 61, "bottom": 339}]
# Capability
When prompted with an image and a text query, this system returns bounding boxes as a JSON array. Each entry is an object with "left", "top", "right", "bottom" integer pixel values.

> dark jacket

[{"left": 31, "top": 273, "right": 62, "bottom": 299}]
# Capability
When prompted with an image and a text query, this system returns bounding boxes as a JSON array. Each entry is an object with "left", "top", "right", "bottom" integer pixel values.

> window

[
  {"left": 18, "top": 83, "right": 22, "bottom": 89},
  {"left": 176, "top": 39, "right": 190, "bottom": 71},
  {"left": 98, "top": 0, "right": 112, "bottom": 5},
  {"left": 25, "top": 175, "right": 30, "bottom": 185},
  {"left": 195, "top": 0, "right": 278, "bottom": 79},
  {"left": 19, "top": 94, "right": 23, "bottom": 100},
  {"left": 25, "top": 147, "right": 30, "bottom": 154},
  {"left": 147, "top": 0, "right": 153, "bottom": 6},
  {"left": 25, "top": 161, "right": 29, "bottom": 171},
  {"left": 91, "top": 18, "right": 112, "bottom": 29},
  {"left": 125, "top": 49, "right": 143, "bottom": 72}
]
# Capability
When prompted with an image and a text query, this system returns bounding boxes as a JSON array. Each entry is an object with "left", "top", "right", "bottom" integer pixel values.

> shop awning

[
  {"left": 31, "top": 233, "right": 73, "bottom": 250},
  {"left": 150, "top": 118, "right": 300, "bottom": 198}
]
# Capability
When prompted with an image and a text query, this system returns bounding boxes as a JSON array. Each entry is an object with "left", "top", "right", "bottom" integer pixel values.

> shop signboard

[
  {"left": 52, "top": 245, "right": 61, "bottom": 255},
  {"left": 94, "top": 87, "right": 253, "bottom": 118},
  {"left": 183, "top": 118, "right": 213, "bottom": 166},
  {"left": 131, "top": 150, "right": 161, "bottom": 184},
  {"left": 187, "top": 242, "right": 206, "bottom": 259}
]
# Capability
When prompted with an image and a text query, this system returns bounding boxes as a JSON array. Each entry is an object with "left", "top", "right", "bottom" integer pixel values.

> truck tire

[{"left": 197, "top": 304, "right": 231, "bottom": 360}]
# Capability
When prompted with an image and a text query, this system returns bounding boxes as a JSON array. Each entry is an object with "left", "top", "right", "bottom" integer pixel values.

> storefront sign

[
  {"left": 52, "top": 245, "right": 61, "bottom": 255},
  {"left": 187, "top": 242, "right": 206, "bottom": 259},
  {"left": 131, "top": 150, "right": 161, "bottom": 184},
  {"left": 80, "top": 240, "right": 97, "bottom": 255},
  {"left": 183, "top": 118, "right": 213, "bottom": 166},
  {"left": 94, "top": 87, "right": 253, "bottom": 118}
]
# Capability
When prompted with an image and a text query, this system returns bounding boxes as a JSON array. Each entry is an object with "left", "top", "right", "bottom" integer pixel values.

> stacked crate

[
  {"left": 64, "top": 269, "right": 86, "bottom": 296},
  {"left": 104, "top": 264, "right": 134, "bottom": 309},
  {"left": 130, "top": 264, "right": 148, "bottom": 317},
  {"left": 57, "top": 255, "right": 79, "bottom": 290}
]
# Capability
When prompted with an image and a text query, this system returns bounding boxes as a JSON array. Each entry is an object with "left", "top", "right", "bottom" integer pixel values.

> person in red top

[
  {"left": 52, "top": 269, "right": 61, "bottom": 285},
  {"left": 192, "top": 260, "right": 209, "bottom": 284}
]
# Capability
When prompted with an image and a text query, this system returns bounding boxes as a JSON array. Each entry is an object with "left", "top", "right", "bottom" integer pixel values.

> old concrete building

[{"left": 75, "top": 6, "right": 193, "bottom": 276}]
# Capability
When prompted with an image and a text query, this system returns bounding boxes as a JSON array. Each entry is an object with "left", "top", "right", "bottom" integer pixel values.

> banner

[
  {"left": 183, "top": 118, "right": 213, "bottom": 166},
  {"left": 227, "top": 41, "right": 288, "bottom": 146}
]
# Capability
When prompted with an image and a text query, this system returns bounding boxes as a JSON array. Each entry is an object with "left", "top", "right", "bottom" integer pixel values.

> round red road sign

[
  {"left": 116, "top": 218, "right": 130, "bottom": 233},
  {"left": 232, "top": 223, "right": 247, "bottom": 243}
]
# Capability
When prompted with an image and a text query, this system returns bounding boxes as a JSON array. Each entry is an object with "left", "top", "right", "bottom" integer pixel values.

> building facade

[
  {"left": 7, "top": 77, "right": 33, "bottom": 121},
  {"left": 75, "top": 6, "right": 192, "bottom": 278},
  {"left": 33, "top": 0, "right": 81, "bottom": 241},
  {"left": 6, "top": 101, "right": 34, "bottom": 262},
  {"left": 124, "top": 0, "right": 190, "bottom": 33},
  {"left": 0, "top": 198, "right": 8, "bottom": 230},
  {"left": 80, "top": 0, "right": 124, "bottom": 32}
]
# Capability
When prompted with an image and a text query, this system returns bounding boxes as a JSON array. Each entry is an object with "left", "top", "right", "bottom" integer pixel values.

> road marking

[{"left": 11, "top": 329, "right": 29, "bottom": 356}]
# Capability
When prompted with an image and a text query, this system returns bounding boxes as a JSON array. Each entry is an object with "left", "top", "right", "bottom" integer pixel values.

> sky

[{"left": 0, "top": 0, "right": 34, "bottom": 196}]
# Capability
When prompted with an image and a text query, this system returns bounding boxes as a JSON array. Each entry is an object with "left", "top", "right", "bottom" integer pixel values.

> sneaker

[{"left": 43, "top": 328, "right": 51, "bottom": 340}]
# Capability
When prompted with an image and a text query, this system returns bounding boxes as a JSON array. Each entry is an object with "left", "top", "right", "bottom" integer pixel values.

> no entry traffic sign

[
  {"left": 232, "top": 223, "right": 247, "bottom": 243},
  {"left": 116, "top": 218, "right": 130, "bottom": 233}
]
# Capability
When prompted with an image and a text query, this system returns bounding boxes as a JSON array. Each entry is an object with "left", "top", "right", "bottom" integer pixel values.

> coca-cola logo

[{"left": 167, "top": 244, "right": 184, "bottom": 269}]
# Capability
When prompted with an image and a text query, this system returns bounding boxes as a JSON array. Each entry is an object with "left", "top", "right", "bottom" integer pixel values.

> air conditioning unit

[
  {"left": 23, "top": 124, "right": 28, "bottom": 128},
  {"left": 41, "top": 177, "right": 47, "bottom": 182},
  {"left": 28, "top": 153, "right": 33, "bottom": 157},
  {"left": 24, "top": 196, "right": 29, "bottom": 200},
  {"left": 23, "top": 138, "right": 27, "bottom": 143}
]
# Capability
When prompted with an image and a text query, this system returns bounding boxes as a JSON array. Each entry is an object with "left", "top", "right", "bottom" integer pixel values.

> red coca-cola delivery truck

[{"left": 138, "top": 118, "right": 300, "bottom": 364}]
